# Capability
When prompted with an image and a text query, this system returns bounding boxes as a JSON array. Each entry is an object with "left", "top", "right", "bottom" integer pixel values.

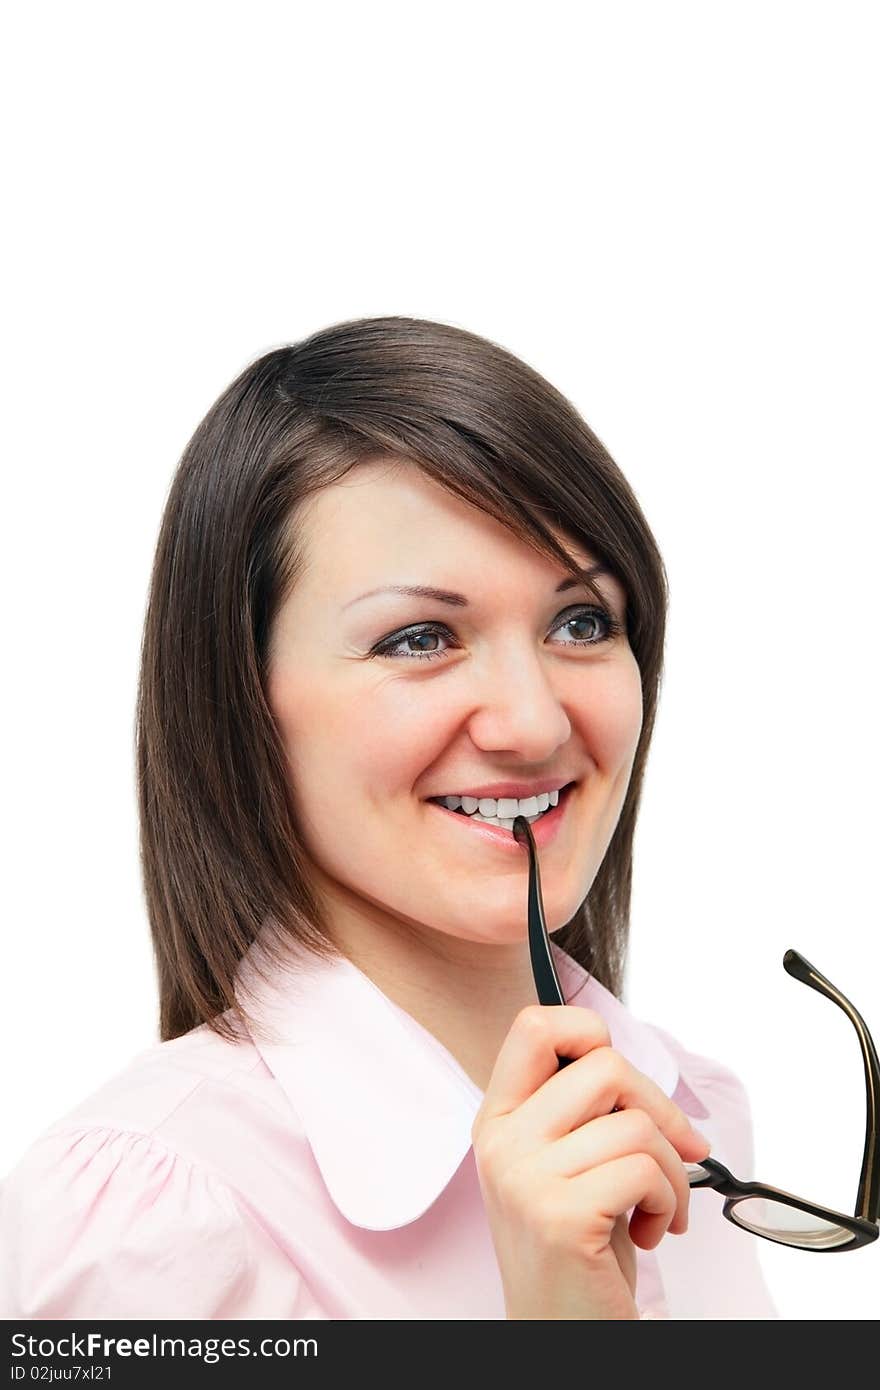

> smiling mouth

[{"left": 426, "top": 781, "right": 578, "bottom": 830}]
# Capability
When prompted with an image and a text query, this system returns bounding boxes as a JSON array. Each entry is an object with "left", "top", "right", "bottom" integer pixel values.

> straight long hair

[{"left": 135, "top": 316, "right": 669, "bottom": 1044}]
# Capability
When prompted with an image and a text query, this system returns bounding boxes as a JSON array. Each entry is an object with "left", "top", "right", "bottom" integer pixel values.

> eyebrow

[{"left": 342, "top": 565, "right": 612, "bottom": 610}]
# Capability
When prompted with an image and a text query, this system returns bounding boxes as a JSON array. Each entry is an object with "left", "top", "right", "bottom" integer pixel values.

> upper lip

[{"left": 425, "top": 778, "right": 577, "bottom": 801}]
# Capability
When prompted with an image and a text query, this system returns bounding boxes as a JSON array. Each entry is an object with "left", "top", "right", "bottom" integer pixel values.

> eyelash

[{"left": 370, "top": 605, "right": 625, "bottom": 663}]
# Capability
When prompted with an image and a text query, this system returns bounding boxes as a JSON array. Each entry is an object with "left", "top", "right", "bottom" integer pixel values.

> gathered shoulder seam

[{"left": 33, "top": 1121, "right": 253, "bottom": 1208}]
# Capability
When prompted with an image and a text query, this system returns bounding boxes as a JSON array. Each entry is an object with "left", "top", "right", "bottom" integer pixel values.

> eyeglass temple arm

[{"left": 784, "top": 949, "right": 879, "bottom": 1225}]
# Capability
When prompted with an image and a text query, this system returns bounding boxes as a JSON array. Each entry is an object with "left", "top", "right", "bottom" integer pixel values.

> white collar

[{"left": 234, "top": 927, "right": 691, "bottom": 1232}]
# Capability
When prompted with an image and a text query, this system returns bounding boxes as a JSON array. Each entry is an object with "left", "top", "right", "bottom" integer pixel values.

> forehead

[{"left": 296, "top": 457, "right": 613, "bottom": 589}]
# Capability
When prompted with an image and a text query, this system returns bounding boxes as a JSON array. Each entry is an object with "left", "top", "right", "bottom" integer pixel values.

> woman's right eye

[{"left": 371, "top": 623, "right": 453, "bottom": 661}]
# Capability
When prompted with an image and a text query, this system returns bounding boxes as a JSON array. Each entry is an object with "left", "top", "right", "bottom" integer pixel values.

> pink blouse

[{"left": 0, "top": 934, "right": 780, "bottom": 1320}]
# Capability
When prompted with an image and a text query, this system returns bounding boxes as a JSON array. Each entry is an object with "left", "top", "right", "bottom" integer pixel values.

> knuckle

[
  {"left": 516, "top": 1004, "right": 548, "bottom": 1036},
  {"left": 628, "top": 1150, "right": 661, "bottom": 1187},
  {"left": 579, "top": 1007, "right": 613, "bottom": 1046},
  {"left": 470, "top": 1102, "right": 492, "bottom": 1149},
  {"left": 471, "top": 1121, "right": 504, "bottom": 1171},
  {"left": 493, "top": 1158, "right": 535, "bottom": 1214},
  {"left": 514, "top": 1003, "right": 612, "bottom": 1052},
  {"left": 618, "top": 1106, "right": 656, "bottom": 1148},
  {"left": 592, "top": 1044, "right": 626, "bottom": 1084}
]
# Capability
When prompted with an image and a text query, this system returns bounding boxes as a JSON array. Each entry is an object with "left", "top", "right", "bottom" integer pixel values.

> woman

[{"left": 0, "top": 316, "right": 779, "bottom": 1319}]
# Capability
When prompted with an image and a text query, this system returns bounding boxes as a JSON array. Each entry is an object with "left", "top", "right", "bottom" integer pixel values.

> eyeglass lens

[{"left": 726, "top": 1195, "right": 856, "bottom": 1249}]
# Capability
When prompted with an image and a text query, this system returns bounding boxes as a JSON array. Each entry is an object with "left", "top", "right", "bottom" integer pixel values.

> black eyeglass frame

[{"left": 512, "top": 813, "right": 879, "bottom": 1253}]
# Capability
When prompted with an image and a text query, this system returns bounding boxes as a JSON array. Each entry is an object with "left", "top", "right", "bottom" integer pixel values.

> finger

[
  {"left": 534, "top": 1107, "right": 694, "bottom": 1235},
  {"left": 513, "top": 1043, "right": 706, "bottom": 1158},
  {"left": 478, "top": 1005, "right": 613, "bottom": 1122},
  {"left": 564, "top": 1154, "right": 678, "bottom": 1255}
]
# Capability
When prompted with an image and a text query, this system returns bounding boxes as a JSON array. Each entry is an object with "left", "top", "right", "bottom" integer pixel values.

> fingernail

[{"left": 691, "top": 1128, "right": 711, "bottom": 1151}]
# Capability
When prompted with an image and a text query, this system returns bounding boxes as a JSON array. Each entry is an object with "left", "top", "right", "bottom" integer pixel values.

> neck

[{"left": 317, "top": 883, "right": 540, "bottom": 1094}]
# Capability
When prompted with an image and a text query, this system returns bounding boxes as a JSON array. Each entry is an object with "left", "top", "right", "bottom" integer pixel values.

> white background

[{"left": 2, "top": 2, "right": 878, "bottom": 1320}]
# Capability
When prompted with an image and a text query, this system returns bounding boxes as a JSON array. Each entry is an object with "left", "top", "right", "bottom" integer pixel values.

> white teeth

[
  {"left": 434, "top": 786, "right": 568, "bottom": 820},
  {"left": 468, "top": 813, "right": 543, "bottom": 829},
  {"left": 494, "top": 795, "right": 541, "bottom": 818}
]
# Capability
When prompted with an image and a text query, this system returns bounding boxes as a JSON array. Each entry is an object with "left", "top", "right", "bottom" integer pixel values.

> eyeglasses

[{"left": 512, "top": 813, "right": 879, "bottom": 1253}]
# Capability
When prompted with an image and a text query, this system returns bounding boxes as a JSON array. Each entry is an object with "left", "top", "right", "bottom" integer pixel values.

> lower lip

[{"left": 424, "top": 783, "right": 577, "bottom": 851}]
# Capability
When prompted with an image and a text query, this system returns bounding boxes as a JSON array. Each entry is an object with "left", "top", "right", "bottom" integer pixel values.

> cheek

[
  {"left": 266, "top": 664, "right": 341, "bottom": 801},
  {"left": 337, "top": 681, "right": 466, "bottom": 795},
  {"left": 267, "top": 663, "right": 462, "bottom": 802},
  {"left": 572, "top": 655, "right": 643, "bottom": 769}
]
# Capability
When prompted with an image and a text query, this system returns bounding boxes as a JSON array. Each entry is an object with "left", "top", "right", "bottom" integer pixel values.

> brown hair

[{"left": 135, "top": 316, "right": 669, "bottom": 1044}]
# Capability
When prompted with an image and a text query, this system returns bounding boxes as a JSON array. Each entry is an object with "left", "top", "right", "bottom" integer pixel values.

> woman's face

[{"left": 266, "top": 457, "right": 643, "bottom": 947}]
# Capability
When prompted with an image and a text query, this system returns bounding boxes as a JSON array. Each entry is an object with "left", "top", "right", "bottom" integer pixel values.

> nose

[{"left": 464, "top": 642, "right": 572, "bottom": 762}]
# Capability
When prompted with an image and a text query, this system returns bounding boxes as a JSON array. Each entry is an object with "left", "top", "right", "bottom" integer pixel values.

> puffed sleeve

[{"left": 0, "top": 1126, "right": 329, "bottom": 1319}]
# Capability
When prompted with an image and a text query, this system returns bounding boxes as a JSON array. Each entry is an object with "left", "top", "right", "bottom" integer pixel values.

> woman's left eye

[{"left": 370, "top": 605, "right": 624, "bottom": 662}]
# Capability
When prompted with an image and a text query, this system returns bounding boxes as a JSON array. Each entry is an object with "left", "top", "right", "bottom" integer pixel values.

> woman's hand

[{"left": 471, "top": 1004, "right": 712, "bottom": 1320}]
